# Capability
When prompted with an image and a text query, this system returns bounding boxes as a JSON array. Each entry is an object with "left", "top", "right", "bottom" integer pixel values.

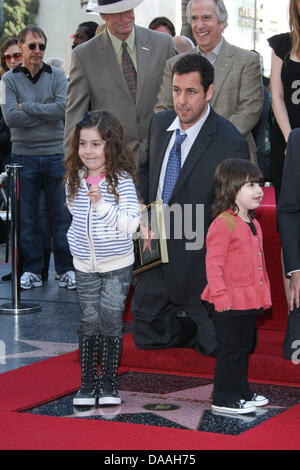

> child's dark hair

[
  {"left": 212, "top": 159, "right": 264, "bottom": 219},
  {"left": 65, "top": 110, "right": 140, "bottom": 202}
]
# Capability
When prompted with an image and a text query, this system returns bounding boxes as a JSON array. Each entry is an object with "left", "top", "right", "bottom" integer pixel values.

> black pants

[
  {"left": 131, "top": 265, "right": 218, "bottom": 355},
  {"left": 211, "top": 311, "right": 257, "bottom": 406}
]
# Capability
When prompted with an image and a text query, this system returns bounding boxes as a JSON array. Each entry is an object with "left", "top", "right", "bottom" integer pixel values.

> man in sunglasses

[{"left": 1, "top": 25, "right": 75, "bottom": 290}]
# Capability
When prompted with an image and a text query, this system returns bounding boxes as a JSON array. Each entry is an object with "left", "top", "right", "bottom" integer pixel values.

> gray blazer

[
  {"left": 155, "top": 39, "right": 263, "bottom": 163},
  {"left": 64, "top": 26, "right": 176, "bottom": 163}
]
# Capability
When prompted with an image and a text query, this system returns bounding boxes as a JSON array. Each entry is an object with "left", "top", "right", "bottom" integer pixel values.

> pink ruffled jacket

[{"left": 201, "top": 210, "right": 272, "bottom": 312}]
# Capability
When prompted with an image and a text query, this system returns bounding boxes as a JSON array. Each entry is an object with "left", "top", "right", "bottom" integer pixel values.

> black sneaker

[
  {"left": 73, "top": 383, "right": 98, "bottom": 406},
  {"left": 244, "top": 393, "right": 269, "bottom": 407},
  {"left": 98, "top": 379, "right": 121, "bottom": 406},
  {"left": 212, "top": 399, "right": 256, "bottom": 415}
]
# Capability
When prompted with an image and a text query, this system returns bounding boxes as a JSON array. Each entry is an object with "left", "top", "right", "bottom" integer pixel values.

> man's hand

[{"left": 289, "top": 271, "right": 300, "bottom": 311}]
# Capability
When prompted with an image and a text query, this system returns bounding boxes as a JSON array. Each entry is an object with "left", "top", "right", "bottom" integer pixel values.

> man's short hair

[
  {"left": 186, "top": 0, "right": 228, "bottom": 29},
  {"left": 78, "top": 21, "right": 98, "bottom": 40},
  {"left": 18, "top": 25, "right": 47, "bottom": 45},
  {"left": 172, "top": 54, "right": 214, "bottom": 93},
  {"left": 148, "top": 16, "right": 176, "bottom": 37}
]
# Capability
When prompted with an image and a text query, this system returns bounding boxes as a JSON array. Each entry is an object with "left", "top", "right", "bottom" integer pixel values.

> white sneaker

[
  {"left": 58, "top": 270, "right": 76, "bottom": 289},
  {"left": 245, "top": 394, "right": 269, "bottom": 407},
  {"left": 212, "top": 400, "right": 256, "bottom": 415},
  {"left": 20, "top": 272, "right": 42, "bottom": 290}
]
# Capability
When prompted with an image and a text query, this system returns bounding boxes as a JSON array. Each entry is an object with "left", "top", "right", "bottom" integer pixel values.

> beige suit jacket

[
  {"left": 64, "top": 26, "right": 176, "bottom": 164},
  {"left": 155, "top": 39, "right": 263, "bottom": 163}
]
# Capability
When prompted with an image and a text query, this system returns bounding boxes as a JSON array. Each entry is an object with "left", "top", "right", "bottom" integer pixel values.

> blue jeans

[
  {"left": 12, "top": 154, "right": 73, "bottom": 275},
  {"left": 39, "top": 186, "right": 51, "bottom": 255}
]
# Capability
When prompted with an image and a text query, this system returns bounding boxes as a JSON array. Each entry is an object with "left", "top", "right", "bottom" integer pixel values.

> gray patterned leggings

[{"left": 75, "top": 265, "right": 133, "bottom": 336}]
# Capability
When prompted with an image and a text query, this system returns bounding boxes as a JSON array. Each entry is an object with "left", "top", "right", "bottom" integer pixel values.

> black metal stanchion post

[{"left": 0, "top": 164, "right": 41, "bottom": 314}]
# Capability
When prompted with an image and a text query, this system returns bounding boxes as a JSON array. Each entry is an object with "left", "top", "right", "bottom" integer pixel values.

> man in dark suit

[
  {"left": 276, "top": 129, "right": 300, "bottom": 359},
  {"left": 64, "top": 0, "right": 176, "bottom": 163},
  {"left": 132, "top": 54, "right": 249, "bottom": 356},
  {"left": 277, "top": 128, "right": 300, "bottom": 311}
]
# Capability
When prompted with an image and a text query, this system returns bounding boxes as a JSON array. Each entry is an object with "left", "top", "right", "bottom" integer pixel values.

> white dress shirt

[{"left": 157, "top": 104, "right": 211, "bottom": 201}]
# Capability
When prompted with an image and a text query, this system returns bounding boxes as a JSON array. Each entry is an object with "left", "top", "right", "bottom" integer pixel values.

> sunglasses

[
  {"left": 4, "top": 52, "right": 22, "bottom": 61},
  {"left": 28, "top": 43, "right": 46, "bottom": 51}
]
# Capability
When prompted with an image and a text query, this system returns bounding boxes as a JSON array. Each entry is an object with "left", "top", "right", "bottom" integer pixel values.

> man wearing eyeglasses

[{"left": 1, "top": 25, "right": 75, "bottom": 290}]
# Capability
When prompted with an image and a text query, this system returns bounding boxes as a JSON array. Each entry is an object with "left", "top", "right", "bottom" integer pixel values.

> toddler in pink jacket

[{"left": 201, "top": 159, "right": 272, "bottom": 415}]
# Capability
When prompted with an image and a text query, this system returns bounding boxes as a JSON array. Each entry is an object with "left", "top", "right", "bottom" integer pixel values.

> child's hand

[{"left": 88, "top": 184, "right": 101, "bottom": 204}]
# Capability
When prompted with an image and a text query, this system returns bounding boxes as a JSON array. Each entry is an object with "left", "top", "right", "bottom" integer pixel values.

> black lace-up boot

[
  {"left": 98, "top": 335, "right": 122, "bottom": 406},
  {"left": 73, "top": 335, "right": 100, "bottom": 406}
]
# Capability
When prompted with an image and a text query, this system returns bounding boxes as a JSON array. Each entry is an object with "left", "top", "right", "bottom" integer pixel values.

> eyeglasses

[
  {"left": 4, "top": 52, "right": 22, "bottom": 62},
  {"left": 28, "top": 43, "right": 46, "bottom": 51}
]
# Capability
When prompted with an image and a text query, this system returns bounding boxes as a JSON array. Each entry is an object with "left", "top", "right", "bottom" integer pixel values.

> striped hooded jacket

[{"left": 66, "top": 171, "right": 140, "bottom": 273}]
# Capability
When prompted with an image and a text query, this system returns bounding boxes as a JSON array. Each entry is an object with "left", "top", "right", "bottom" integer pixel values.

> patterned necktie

[
  {"left": 122, "top": 41, "right": 137, "bottom": 101},
  {"left": 161, "top": 129, "right": 187, "bottom": 204}
]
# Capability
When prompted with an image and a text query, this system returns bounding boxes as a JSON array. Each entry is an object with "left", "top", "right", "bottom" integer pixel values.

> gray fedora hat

[{"left": 90, "top": 0, "right": 144, "bottom": 14}]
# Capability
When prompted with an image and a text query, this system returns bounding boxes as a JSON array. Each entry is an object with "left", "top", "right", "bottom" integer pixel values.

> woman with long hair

[
  {"left": 0, "top": 37, "right": 22, "bottom": 278},
  {"left": 0, "top": 37, "right": 22, "bottom": 170},
  {"left": 268, "top": 0, "right": 300, "bottom": 198},
  {"left": 268, "top": 0, "right": 300, "bottom": 299},
  {"left": 0, "top": 37, "right": 22, "bottom": 75}
]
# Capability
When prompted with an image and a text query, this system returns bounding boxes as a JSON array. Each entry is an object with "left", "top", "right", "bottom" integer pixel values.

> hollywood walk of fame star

[
  {"left": 0, "top": 340, "right": 78, "bottom": 360},
  {"left": 67, "top": 384, "right": 215, "bottom": 430},
  {"left": 66, "top": 382, "right": 281, "bottom": 431},
  {"left": 25, "top": 368, "right": 286, "bottom": 435},
  {"left": 139, "top": 218, "right": 156, "bottom": 255}
]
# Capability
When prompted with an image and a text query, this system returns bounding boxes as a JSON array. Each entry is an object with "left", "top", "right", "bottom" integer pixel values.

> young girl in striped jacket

[{"left": 65, "top": 110, "right": 140, "bottom": 407}]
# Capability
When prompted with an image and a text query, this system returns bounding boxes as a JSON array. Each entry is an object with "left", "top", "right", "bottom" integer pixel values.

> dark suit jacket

[
  {"left": 277, "top": 128, "right": 300, "bottom": 274},
  {"left": 155, "top": 39, "right": 263, "bottom": 163},
  {"left": 139, "top": 108, "right": 249, "bottom": 305}
]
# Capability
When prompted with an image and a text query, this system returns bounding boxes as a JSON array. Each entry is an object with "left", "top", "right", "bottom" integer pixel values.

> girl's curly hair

[{"left": 64, "top": 110, "right": 140, "bottom": 202}]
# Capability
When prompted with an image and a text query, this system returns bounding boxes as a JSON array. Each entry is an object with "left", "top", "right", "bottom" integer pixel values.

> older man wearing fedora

[{"left": 64, "top": 0, "right": 176, "bottom": 166}]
